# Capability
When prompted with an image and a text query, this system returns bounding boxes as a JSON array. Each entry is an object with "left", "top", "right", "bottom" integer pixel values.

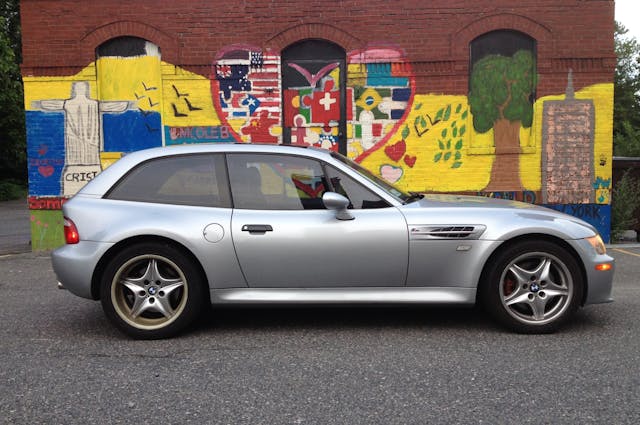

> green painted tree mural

[{"left": 469, "top": 50, "right": 536, "bottom": 190}]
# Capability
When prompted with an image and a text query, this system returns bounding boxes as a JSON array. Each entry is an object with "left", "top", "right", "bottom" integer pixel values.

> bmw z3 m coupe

[{"left": 52, "top": 144, "right": 614, "bottom": 339}]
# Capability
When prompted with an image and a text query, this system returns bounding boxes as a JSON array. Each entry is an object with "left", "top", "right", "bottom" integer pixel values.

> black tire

[
  {"left": 100, "top": 242, "right": 206, "bottom": 339},
  {"left": 479, "top": 240, "right": 583, "bottom": 333}
]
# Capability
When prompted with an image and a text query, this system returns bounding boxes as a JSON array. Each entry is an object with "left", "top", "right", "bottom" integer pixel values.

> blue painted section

[
  {"left": 544, "top": 204, "right": 611, "bottom": 243},
  {"left": 242, "top": 94, "right": 261, "bottom": 115},
  {"left": 103, "top": 110, "right": 162, "bottom": 152},
  {"left": 392, "top": 88, "right": 411, "bottom": 101},
  {"left": 26, "top": 111, "right": 65, "bottom": 196},
  {"left": 217, "top": 65, "right": 251, "bottom": 99},
  {"left": 366, "top": 63, "right": 408, "bottom": 87}
]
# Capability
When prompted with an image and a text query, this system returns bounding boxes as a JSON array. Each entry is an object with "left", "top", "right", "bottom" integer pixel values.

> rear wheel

[
  {"left": 100, "top": 243, "right": 205, "bottom": 339},
  {"left": 480, "top": 240, "right": 583, "bottom": 333}
]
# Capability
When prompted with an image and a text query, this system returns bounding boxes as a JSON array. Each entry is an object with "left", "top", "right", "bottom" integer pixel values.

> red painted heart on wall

[
  {"left": 210, "top": 46, "right": 415, "bottom": 154},
  {"left": 38, "top": 165, "right": 54, "bottom": 177},
  {"left": 403, "top": 155, "right": 417, "bottom": 168},
  {"left": 384, "top": 140, "right": 406, "bottom": 162}
]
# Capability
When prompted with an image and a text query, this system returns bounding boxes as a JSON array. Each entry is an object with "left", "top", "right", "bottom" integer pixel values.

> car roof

[{"left": 127, "top": 142, "right": 331, "bottom": 160}]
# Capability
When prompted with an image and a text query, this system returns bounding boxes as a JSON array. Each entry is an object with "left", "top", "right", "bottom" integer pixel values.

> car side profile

[{"left": 52, "top": 144, "right": 614, "bottom": 339}]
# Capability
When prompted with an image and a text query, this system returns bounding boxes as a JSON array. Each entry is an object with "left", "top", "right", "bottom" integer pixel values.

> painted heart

[
  {"left": 380, "top": 164, "right": 403, "bottom": 184},
  {"left": 404, "top": 155, "right": 417, "bottom": 168},
  {"left": 384, "top": 140, "right": 406, "bottom": 162},
  {"left": 38, "top": 165, "right": 54, "bottom": 177},
  {"left": 211, "top": 47, "right": 414, "bottom": 149}
]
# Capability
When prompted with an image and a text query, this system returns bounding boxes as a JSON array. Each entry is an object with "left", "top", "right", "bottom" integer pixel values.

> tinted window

[
  {"left": 326, "top": 166, "right": 389, "bottom": 209},
  {"left": 227, "top": 154, "right": 328, "bottom": 210},
  {"left": 107, "top": 154, "right": 230, "bottom": 207}
]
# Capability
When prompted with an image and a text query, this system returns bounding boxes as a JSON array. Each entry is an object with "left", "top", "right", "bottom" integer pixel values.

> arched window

[
  {"left": 96, "top": 36, "right": 161, "bottom": 58},
  {"left": 470, "top": 30, "right": 536, "bottom": 69},
  {"left": 281, "top": 39, "right": 347, "bottom": 153}
]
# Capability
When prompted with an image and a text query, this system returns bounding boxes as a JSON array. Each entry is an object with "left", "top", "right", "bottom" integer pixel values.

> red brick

[{"left": 21, "top": 0, "right": 615, "bottom": 93}]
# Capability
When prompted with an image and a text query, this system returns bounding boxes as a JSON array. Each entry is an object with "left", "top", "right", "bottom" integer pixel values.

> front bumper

[
  {"left": 570, "top": 238, "right": 615, "bottom": 305},
  {"left": 583, "top": 255, "right": 615, "bottom": 304}
]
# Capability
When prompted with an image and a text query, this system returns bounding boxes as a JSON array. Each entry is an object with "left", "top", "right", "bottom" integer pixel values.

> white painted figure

[{"left": 33, "top": 81, "right": 131, "bottom": 195}]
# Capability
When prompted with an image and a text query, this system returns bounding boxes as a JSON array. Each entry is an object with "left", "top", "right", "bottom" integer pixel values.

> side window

[
  {"left": 325, "top": 166, "right": 389, "bottom": 209},
  {"left": 227, "top": 154, "right": 327, "bottom": 210},
  {"left": 106, "top": 154, "right": 230, "bottom": 207}
]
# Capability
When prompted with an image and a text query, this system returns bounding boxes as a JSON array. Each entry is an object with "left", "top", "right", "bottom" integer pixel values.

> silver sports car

[{"left": 52, "top": 144, "right": 614, "bottom": 339}]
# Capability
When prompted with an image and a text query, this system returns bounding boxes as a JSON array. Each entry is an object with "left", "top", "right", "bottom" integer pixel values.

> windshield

[{"left": 330, "top": 152, "right": 415, "bottom": 203}]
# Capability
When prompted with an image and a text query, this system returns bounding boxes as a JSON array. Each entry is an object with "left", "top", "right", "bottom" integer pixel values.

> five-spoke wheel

[
  {"left": 481, "top": 240, "right": 583, "bottom": 333},
  {"left": 101, "top": 243, "right": 204, "bottom": 339}
]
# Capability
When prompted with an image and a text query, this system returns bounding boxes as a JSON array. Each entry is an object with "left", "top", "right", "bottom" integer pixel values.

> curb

[{"left": 607, "top": 243, "right": 640, "bottom": 249}]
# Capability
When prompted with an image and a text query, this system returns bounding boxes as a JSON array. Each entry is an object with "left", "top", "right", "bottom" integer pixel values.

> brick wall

[{"left": 21, "top": 0, "right": 615, "bottom": 92}]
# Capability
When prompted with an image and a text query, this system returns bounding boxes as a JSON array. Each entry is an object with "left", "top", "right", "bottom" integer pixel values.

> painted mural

[
  {"left": 23, "top": 36, "right": 614, "bottom": 248},
  {"left": 209, "top": 45, "right": 413, "bottom": 154},
  {"left": 31, "top": 81, "right": 132, "bottom": 196},
  {"left": 468, "top": 30, "right": 537, "bottom": 191},
  {"left": 281, "top": 42, "right": 345, "bottom": 151}
]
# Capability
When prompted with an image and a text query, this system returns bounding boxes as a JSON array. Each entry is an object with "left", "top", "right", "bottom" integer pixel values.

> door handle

[{"left": 241, "top": 224, "right": 273, "bottom": 233}]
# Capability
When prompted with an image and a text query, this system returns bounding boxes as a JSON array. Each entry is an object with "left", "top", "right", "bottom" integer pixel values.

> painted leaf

[
  {"left": 434, "top": 152, "right": 442, "bottom": 162},
  {"left": 444, "top": 105, "right": 452, "bottom": 121},
  {"left": 455, "top": 104, "right": 462, "bottom": 114},
  {"left": 416, "top": 103, "right": 423, "bottom": 110},
  {"left": 421, "top": 116, "right": 427, "bottom": 128},
  {"left": 435, "top": 108, "right": 444, "bottom": 121},
  {"left": 446, "top": 139, "right": 451, "bottom": 149},
  {"left": 459, "top": 125, "right": 466, "bottom": 137},
  {"left": 438, "top": 140, "right": 445, "bottom": 150},
  {"left": 444, "top": 152, "right": 452, "bottom": 161},
  {"left": 453, "top": 127, "right": 458, "bottom": 137},
  {"left": 455, "top": 139, "right": 463, "bottom": 150},
  {"left": 441, "top": 128, "right": 447, "bottom": 138},
  {"left": 461, "top": 110, "right": 468, "bottom": 120},
  {"left": 455, "top": 151, "right": 462, "bottom": 160},
  {"left": 402, "top": 125, "right": 410, "bottom": 140},
  {"left": 452, "top": 161, "right": 462, "bottom": 169}
]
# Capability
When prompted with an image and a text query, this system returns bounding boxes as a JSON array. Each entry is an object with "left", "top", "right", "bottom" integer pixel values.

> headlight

[{"left": 586, "top": 234, "right": 606, "bottom": 255}]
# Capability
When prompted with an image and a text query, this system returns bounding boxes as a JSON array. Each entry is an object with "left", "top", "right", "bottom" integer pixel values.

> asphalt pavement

[
  {"left": 1, "top": 247, "right": 639, "bottom": 424},
  {"left": 0, "top": 198, "right": 30, "bottom": 255}
]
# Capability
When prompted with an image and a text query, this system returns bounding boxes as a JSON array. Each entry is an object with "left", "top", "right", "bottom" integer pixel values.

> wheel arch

[
  {"left": 477, "top": 233, "right": 588, "bottom": 306},
  {"left": 90, "top": 235, "right": 209, "bottom": 300}
]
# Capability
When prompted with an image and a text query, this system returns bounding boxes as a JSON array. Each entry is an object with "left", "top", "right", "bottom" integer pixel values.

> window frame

[{"left": 104, "top": 153, "right": 231, "bottom": 208}]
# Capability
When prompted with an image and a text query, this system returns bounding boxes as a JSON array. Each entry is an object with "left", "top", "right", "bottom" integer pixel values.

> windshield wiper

[{"left": 405, "top": 191, "right": 424, "bottom": 203}]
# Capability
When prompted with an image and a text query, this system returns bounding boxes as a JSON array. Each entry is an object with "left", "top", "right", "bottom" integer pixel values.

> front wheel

[
  {"left": 100, "top": 243, "right": 205, "bottom": 339},
  {"left": 480, "top": 240, "right": 584, "bottom": 333}
]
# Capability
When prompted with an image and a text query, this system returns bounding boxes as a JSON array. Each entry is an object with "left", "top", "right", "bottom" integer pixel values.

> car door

[{"left": 228, "top": 153, "right": 408, "bottom": 288}]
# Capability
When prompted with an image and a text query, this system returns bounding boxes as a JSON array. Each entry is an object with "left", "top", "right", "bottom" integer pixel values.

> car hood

[
  {"left": 413, "top": 194, "right": 542, "bottom": 209},
  {"left": 400, "top": 194, "right": 598, "bottom": 240}
]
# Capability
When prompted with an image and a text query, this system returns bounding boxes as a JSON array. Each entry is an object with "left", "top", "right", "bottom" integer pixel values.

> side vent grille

[
  {"left": 428, "top": 226, "right": 476, "bottom": 238},
  {"left": 410, "top": 225, "right": 486, "bottom": 240}
]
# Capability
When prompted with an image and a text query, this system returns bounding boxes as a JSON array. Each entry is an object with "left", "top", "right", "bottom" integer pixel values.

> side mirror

[{"left": 322, "top": 192, "right": 354, "bottom": 221}]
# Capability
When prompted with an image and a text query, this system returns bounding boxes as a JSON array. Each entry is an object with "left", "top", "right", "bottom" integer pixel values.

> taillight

[{"left": 64, "top": 218, "right": 80, "bottom": 244}]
